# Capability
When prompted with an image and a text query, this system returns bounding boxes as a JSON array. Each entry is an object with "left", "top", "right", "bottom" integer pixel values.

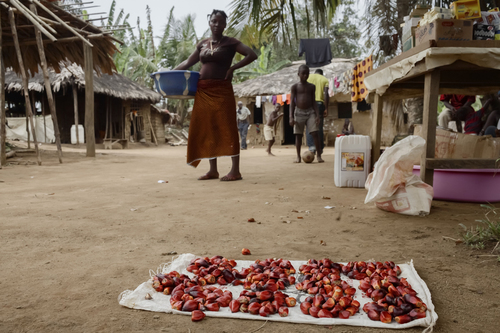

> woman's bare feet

[
  {"left": 294, "top": 157, "right": 301, "bottom": 163},
  {"left": 220, "top": 172, "right": 242, "bottom": 181},
  {"left": 198, "top": 172, "right": 219, "bottom": 180},
  {"left": 268, "top": 151, "right": 275, "bottom": 156}
]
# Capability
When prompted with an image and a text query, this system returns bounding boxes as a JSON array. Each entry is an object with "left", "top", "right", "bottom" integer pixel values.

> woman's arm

[
  {"left": 174, "top": 48, "right": 200, "bottom": 70},
  {"left": 225, "top": 43, "right": 257, "bottom": 80}
]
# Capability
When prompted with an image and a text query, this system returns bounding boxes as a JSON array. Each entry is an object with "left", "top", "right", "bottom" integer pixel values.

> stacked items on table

[{"left": 403, "top": 1, "right": 500, "bottom": 53}]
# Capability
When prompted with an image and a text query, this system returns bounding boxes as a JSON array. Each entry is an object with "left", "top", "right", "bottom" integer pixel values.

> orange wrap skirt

[{"left": 187, "top": 79, "right": 240, "bottom": 167}]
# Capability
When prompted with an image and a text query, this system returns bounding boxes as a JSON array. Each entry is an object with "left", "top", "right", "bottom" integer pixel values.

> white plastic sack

[{"left": 365, "top": 136, "right": 433, "bottom": 216}]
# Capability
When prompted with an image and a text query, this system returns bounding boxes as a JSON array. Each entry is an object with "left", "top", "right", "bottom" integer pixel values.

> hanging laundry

[
  {"left": 286, "top": 94, "right": 291, "bottom": 104},
  {"left": 277, "top": 95, "right": 283, "bottom": 105},
  {"left": 262, "top": 96, "right": 267, "bottom": 103},
  {"left": 351, "top": 55, "right": 372, "bottom": 102},
  {"left": 298, "top": 39, "right": 332, "bottom": 67},
  {"left": 271, "top": 95, "right": 277, "bottom": 105},
  {"left": 256, "top": 96, "right": 262, "bottom": 108},
  {"left": 282, "top": 94, "right": 287, "bottom": 104}
]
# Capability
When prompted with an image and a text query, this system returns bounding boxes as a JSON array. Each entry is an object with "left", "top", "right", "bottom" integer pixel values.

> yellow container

[{"left": 451, "top": 0, "right": 481, "bottom": 20}]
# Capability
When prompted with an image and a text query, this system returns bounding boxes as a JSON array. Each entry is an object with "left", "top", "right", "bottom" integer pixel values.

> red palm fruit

[
  {"left": 359, "top": 281, "right": 371, "bottom": 291},
  {"left": 232, "top": 280, "right": 243, "bottom": 287},
  {"left": 271, "top": 300, "right": 280, "bottom": 312},
  {"left": 303, "top": 281, "right": 314, "bottom": 290},
  {"left": 395, "top": 314, "right": 412, "bottom": 324},
  {"left": 377, "top": 300, "right": 388, "bottom": 310},
  {"left": 217, "top": 277, "right": 227, "bottom": 285},
  {"left": 339, "top": 310, "right": 350, "bottom": 319},
  {"left": 394, "top": 266, "right": 402, "bottom": 276},
  {"left": 313, "top": 294, "right": 324, "bottom": 307},
  {"left": 265, "top": 303, "right": 275, "bottom": 315},
  {"left": 242, "top": 248, "right": 251, "bottom": 255},
  {"left": 228, "top": 259, "right": 237, "bottom": 267},
  {"left": 274, "top": 297, "right": 286, "bottom": 307},
  {"left": 171, "top": 301, "right": 184, "bottom": 311},
  {"left": 419, "top": 303, "right": 428, "bottom": 312},
  {"left": 371, "top": 289, "right": 386, "bottom": 302},
  {"left": 153, "top": 283, "right": 164, "bottom": 293},
  {"left": 288, "top": 276, "right": 296, "bottom": 285},
  {"left": 323, "top": 284, "right": 333, "bottom": 295},
  {"left": 366, "top": 288, "right": 374, "bottom": 297},
  {"left": 256, "top": 291, "right": 272, "bottom": 301},
  {"left": 206, "top": 293, "right": 218, "bottom": 303},
  {"left": 340, "top": 281, "right": 350, "bottom": 290},
  {"left": 355, "top": 273, "right": 367, "bottom": 280},
  {"left": 322, "top": 297, "right": 335, "bottom": 309},
  {"left": 261, "top": 300, "right": 271, "bottom": 307},
  {"left": 388, "top": 305, "right": 396, "bottom": 314},
  {"left": 295, "top": 283, "right": 303, "bottom": 291},
  {"left": 212, "top": 269, "right": 222, "bottom": 277},
  {"left": 237, "top": 296, "right": 250, "bottom": 304},
  {"left": 181, "top": 294, "right": 194, "bottom": 302},
  {"left": 345, "top": 287, "right": 357, "bottom": 296},
  {"left": 248, "top": 302, "right": 261, "bottom": 315},
  {"left": 243, "top": 281, "right": 252, "bottom": 290},
  {"left": 163, "top": 287, "right": 173, "bottom": 295},
  {"left": 222, "top": 269, "right": 235, "bottom": 283},
  {"left": 346, "top": 306, "right": 358, "bottom": 316},
  {"left": 371, "top": 278, "right": 382, "bottom": 290},
  {"left": 259, "top": 305, "right": 271, "bottom": 317},
  {"left": 404, "top": 294, "right": 423, "bottom": 307},
  {"left": 205, "top": 302, "right": 220, "bottom": 311},
  {"left": 191, "top": 310, "right": 205, "bottom": 322},
  {"left": 285, "top": 297, "right": 297, "bottom": 307},
  {"left": 366, "top": 268, "right": 374, "bottom": 277},
  {"left": 182, "top": 300, "right": 199, "bottom": 312},
  {"left": 252, "top": 273, "right": 264, "bottom": 282},
  {"left": 239, "top": 303, "right": 249, "bottom": 313},
  {"left": 264, "top": 283, "right": 278, "bottom": 292},
  {"left": 318, "top": 309, "right": 334, "bottom": 318},
  {"left": 300, "top": 302, "right": 312, "bottom": 315},
  {"left": 388, "top": 285, "right": 400, "bottom": 297},
  {"left": 229, "top": 300, "right": 240, "bottom": 313},
  {"left": 331, "top": 305, "right": 342, "bottom": 318},
  {"left": 332, "top": 290, "right": 343, "bottom": 301},
  {"left": 278, "top": 306, "right": 289, "bottom": 317},
  {"left": 367, "top": 309, "right": 380, "bottom": 321},
  {"left": 339, "top": 297, "right": 351, "bottom": 308},
  {"left": 409, "top": 308, "right": 426, "bottom": 319},
  {"left": 198, "top": 277, "right": 207, "bottom": 286},
  {"left": 309, "top": 306, "right": 321, "bottom": 318},
  {"left": 276, "top": 280, "right": 286, "bottom": 290},
  {"left": 392, "top": 307, "right": 404, "bottom": 317},
  {"left": 380, "top": 311, "right": 392, "bottom": 323},
  {"left": 400, "top": 303, "right": 414, "bottom": 314},
  {"left": 308, "top": 287, "right": 319, "bottom": 295}
]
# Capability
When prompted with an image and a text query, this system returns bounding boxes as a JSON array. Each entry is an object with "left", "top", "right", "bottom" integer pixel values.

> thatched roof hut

[
  {"left": 233, "top": 59, "right": 357, "bottom": 98},
  {"left": 4, "top": 64, "right": 161, "bottom": 103},
  {"left": 1, "top": 0, "right": 118, "bottom": 75}
]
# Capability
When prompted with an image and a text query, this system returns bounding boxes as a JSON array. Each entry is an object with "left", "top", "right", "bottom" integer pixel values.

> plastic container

[
  {"left": 334, "top": 135, "right": 371, "bottom": 188},
  {"left": 151, "top": 70, "right": 200, "bottom": 99},
  {"left": 413, "top": 166, "right": 500, "bottom": 202},
  {"left": 71, "top": 124, "right": 85, "bottom": 144}
]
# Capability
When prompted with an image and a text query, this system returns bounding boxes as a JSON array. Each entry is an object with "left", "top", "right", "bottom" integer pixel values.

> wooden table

[{"left": 366, "top": 40, "right": 500, "bottom": 186}]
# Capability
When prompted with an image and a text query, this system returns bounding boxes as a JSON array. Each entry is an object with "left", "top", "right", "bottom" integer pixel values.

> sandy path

[{"left": 0, "top": 143, "right": 498, "bottom": 333}]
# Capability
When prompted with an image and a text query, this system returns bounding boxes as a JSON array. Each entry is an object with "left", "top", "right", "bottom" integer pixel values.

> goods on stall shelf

[{"left": 148, "top": 256, "right": 428, "bottom": 324}]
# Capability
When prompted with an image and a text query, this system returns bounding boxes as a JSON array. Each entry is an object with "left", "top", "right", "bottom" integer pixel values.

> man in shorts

[
  {"left": 264, "top": 104, "right": 283, "bottom": 156},
  {"left": 289, "top": 65, "right": 324, "bottom": 163}
]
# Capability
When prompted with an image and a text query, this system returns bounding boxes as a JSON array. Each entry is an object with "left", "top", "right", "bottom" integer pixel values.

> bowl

[{"left": 151, "top": 70, "right": 200, "bottom": 99}]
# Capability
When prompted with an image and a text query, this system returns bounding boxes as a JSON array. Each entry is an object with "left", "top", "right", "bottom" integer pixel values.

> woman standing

[{"left": 174, "top": 10, "right": 257, "bottom": 181}]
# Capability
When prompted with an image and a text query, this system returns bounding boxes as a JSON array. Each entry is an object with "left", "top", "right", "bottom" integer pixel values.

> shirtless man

[
  {"left": 264, "top": 104, "right": 283, "bottom": 156},
  {"left": 290, "top": 65, "right": 323, "bottom": 163}
]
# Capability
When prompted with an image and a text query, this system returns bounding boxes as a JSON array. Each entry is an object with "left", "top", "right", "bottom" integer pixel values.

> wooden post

[
  {"left": 84, "top": 42, "right": 95, "bottom": 157},
  {"left": 370, "top": 94, "right": 384, "bottom": 168},
  {"left": 26, "top": 108, "right": 30, "bottom": 148},
  {"left": 147, "top": 112, "right": 158, "bottom": 146},
  {"left": 42, "top": 96, "right": 46, "bottom": 143},
  {"left": 420, "top": 70, "right": 441, "bottom": 186},
  {"left": 0, "top": 12, "right": 6, "bottom": 167},
  {"left": 9, "top": 9, "right": 41, "bottom": 165},
  {"left": 73, "top": 83, "right": 79, "bottom": 144},
  {"left": 31, "top": 3, "right": 62, "bottom": 163}
]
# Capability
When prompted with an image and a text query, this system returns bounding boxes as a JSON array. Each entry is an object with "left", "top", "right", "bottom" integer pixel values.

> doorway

[{"left": 281, "top": 103, "right": 295, "bottom": 144}]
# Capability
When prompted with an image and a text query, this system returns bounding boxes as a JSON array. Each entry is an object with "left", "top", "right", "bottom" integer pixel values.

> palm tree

[{"left": 228, "top": 0, "right": 342, "bottom": 45}]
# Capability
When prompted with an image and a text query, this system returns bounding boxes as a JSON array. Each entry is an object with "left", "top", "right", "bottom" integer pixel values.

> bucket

[
  {"left": 334, "top": 135, "right": 371, "bottom": 188},
  {"left": 151, "top": 70, "right": 200, "bottom": 99}
]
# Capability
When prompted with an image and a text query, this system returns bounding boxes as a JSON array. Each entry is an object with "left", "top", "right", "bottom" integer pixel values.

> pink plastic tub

[{"left": 413, "top": 166, "right": 500, "bottom": 203}]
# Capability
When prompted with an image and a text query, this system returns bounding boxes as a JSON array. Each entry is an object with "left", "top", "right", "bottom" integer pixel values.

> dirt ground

[{"left": 0, "top": 142, "right": 498, "bottom": 333}]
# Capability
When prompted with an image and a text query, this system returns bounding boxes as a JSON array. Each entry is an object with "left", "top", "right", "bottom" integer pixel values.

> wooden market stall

[
  {"left": 0, "top": 0, "right": 118, "bottom": 167},
  {"left": 365, "top": 40, "right": 500, "bottom": 186}
]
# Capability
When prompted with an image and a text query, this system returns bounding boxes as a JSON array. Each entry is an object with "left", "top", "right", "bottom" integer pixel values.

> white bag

[{"left": 365, "top": 136, "right": 433, "bottom": 216}]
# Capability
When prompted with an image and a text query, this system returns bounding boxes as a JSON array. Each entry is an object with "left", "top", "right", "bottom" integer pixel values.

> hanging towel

[
  {"left": 272, "top": 95, "right": 277, "bottom": 105},
  {"left": 286, "top": 94, "right": 291, "bottom": 104},
  {"left": 277, "top": 95, "right": 283, "bottom": 105},
  {"left": 256, "top": 96, "right": 262, "bottom": 108},
  {"left": 282, "top": 94, "right": 287, "bottom": 103},
  {"left": 262, "top": 96, "right": 267, "bottom": 103}
]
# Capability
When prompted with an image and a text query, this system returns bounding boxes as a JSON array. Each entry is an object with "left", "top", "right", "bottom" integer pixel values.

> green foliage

[{"left": 459, "top": 205, "right": 500, "bottom": 251}]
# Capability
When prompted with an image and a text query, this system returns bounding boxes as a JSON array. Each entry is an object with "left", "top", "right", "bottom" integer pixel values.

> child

[
  {"left": 456, "top": 98, "right": 492, "bottom": 134},
  {"left": 290, "top": 65, "right": 324, "bottom": 163},
  {"left": 264, "top": 104, "right": 283, "bottom": 156}
]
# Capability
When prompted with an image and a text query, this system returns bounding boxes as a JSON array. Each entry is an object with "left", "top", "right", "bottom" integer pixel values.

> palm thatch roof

[
  {"left": 1, "top": 0, "right": 118, "bottom": 75},
  {"left": 5, "top": 63, "right": 161, "bottom": 103},
  {"left": 233, "top": 59, "right": 357, "bottom": 97}
]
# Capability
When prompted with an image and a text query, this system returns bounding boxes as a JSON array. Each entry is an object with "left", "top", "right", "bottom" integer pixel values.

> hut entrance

[{"left": 281, "top": 103, "right": 295, "bottom": 145}]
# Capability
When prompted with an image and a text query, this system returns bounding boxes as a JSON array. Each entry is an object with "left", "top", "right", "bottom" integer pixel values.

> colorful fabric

[
  {"left": 351, "top": 55, "right": 373, "bottom": 102},
  {"left": 272, "top": 95, "right": 277, "bottom": 105},
  {"left": 307, "top": 73, "right": 329, "bottom": 102},
  {"left": 277, "top": 95, "right": 283, "bottom": 105},
  {"left": 464, "top": 107, "right": 486, "bottom": 134},
  {"left": 439, "top": 95, "right": 476, "bottom": 110},
  {"left": 187, "top": 79, "right": 239, "bottom": 167}
]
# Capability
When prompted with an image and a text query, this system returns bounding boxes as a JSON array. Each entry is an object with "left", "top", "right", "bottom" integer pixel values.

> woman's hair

[{"left": 208, "top": 9, "right": 228, "bottom": 21}]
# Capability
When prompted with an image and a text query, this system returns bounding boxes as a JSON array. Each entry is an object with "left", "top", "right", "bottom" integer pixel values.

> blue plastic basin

[{"left": 151, "top": 70, "right": 200, "bottom": 99}]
